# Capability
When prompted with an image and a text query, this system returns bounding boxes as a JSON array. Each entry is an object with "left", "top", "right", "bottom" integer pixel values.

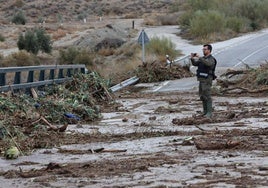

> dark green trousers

[{"left": 199, "top": 79, "right": 212, "bottom": 117}]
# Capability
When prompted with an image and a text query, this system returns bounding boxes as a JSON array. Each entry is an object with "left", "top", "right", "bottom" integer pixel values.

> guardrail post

[
  {"left": 0, "top": 73, "right": 6, "bottom": 86},
  {"left": 26, "top": 70, "right": 34, "bottom": 93},
  {"left": 14, "top": 72, "right": 21, "bottom": 84},
  {"left": 58, "top": 69, "right": 64, "bottom": 78},
  {"left": 49, "top": 69, "right": 55, "bottom": 80},
  {"left": 27, "top": 71, "right": 34, "bottom": 82},
  {"left": 38, "top": 70, "right": 45, "bottom": 90},
  {"left": 39, "top": 70, "right": 45, "bottom": 81},
  {"left": 81, "top": 67, "right": 86, "bottom": 74},
  {"left": 67, "top": 68, "right": 72, "bottom": 77}
]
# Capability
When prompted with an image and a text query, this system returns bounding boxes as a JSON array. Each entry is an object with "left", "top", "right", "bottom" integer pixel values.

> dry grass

[
  {"left": 98, "top": 48, "right": 115, "bottom": 56},
  {"left": 96, "top": 58, "right": 141, "bottom": 84},
  {"left": 51, "top": 28, "right": 68, "bottom": 40},
  {"left": 1, "top": 51, "right": 39, "bottom": 67}
]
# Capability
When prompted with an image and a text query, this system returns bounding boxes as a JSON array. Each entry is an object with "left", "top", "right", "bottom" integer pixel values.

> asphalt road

[
  {"left": 214, "top": 30, "right": 268, "bottom": 67},
  {"left": 143, "top": 26, "right": 268, "bottom": 92}
]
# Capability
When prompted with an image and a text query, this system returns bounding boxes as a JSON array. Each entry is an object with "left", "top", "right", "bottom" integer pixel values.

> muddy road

[{"left": 0, "top": 86, "right": 267, "bottom": 188}]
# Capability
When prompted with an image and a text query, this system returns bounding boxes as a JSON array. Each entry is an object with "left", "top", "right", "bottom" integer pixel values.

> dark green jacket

[{"left": 191, "top": 55, "right": 216, "bottom": 82}]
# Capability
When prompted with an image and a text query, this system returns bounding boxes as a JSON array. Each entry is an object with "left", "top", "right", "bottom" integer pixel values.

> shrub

[
  {"left": 178, "top": 11, "right": 193, "bottom": 29},
  {"left": 58, "top": 47, "right": 80, "bottom": 64},
  {"left": 11, "top": 10, "right": 26, "bottom": 25},
  {"left": 226, "top": 17, "right": 248, "bottom": 33},
  {"left": 35, "top": 28, "right": 53, "bottom": 54},
  {"left": 18, "top": 30, "right": 39, "bottom": 55},
  {"left": 73, "top": 49, "right": 94, "bottom": 67},
  {"left": 145, "top": 36, "right": 180, "bottom": 60},
  {"left": 17, "top": 28, "right": 52, "bottom": 55},
  {"left": 188, "top": 0, "right": 213, "bottom": 11},
  {"left": 77, "top": 12, "right": 87, "bottom": 21},
  {"left": 178, "top": 0, "right": 268, "bottom": 42},
  {"left": 58, "top": 47, "right": 93, "bottom": 65},
  {"left": 189, "top": 10, "right": 225, "bottom": 38}
]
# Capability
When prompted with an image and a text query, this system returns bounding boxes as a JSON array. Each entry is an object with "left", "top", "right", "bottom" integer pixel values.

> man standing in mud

[{"left": 190, "top": 44, "right": 217, "bottom": 118}]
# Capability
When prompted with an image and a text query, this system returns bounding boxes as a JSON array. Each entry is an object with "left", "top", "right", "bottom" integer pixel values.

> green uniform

[{"left": 191, "top": 55, "right": 216, "bottom": 117}]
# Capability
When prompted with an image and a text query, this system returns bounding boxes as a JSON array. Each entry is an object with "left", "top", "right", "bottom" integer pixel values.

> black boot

[
  {"left": 205, "top": 100, "right": 212, "bottom": 118},
  {"left": 202, "top": 100, "right": 207, "bottom": 116}
]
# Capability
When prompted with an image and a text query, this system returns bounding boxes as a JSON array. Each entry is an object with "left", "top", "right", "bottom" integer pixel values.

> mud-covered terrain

[
  {"left": 0, "top": 86, "right": 267, "bottom": 187},
  {"left": 0, "top": 0, "right": 267, "bottom": 187}
]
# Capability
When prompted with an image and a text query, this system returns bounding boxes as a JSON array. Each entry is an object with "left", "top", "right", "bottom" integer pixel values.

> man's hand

[{"left": 191, "top": 53, "right": 199, "bottom": 58}]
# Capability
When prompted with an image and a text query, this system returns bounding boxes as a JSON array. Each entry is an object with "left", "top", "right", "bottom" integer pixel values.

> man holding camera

[{"left": 190, "top": 44, "right": 217, "bottom": 118}]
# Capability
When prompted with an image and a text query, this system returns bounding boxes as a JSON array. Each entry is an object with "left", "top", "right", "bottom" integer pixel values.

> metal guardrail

[
  {"left": 110, "top": 76, "right": 140, "bottom": 92},
  {"left": 0, "top": 64, "right": 86, "bottom": 92},
  {"left": 173, "top": 55, "right": 191, "bottom": 67},
  {"left": 0, "top": 56, "right": 190, "bottom": 93},
  {"left": 109, "top": 56, "right": 191, "bottom": 93}
]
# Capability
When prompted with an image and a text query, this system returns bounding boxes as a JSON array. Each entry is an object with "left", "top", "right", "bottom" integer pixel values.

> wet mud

[{"left": 0, "top": 89, "right": 267, "bottom": 187}]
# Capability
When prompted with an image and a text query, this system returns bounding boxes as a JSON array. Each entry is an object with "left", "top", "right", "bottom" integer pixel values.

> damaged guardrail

[
  {"left": 110, "top": 56, "right": 190, "bottom": 93},
  {"left": 110, "top": 76, "right": 139, "bottom": 92}
]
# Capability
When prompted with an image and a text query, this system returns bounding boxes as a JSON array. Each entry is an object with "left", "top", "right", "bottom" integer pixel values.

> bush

[
  {"left": 178, "top": 0, "right": 268, "bottom": 41},
  {"left": 35, "top": 28, "right": 53, "bottom": 54},
  {"left": 58, "top": 47, "right": 80, "bottom": 64},
  {"left": 18, "top": 30, "right": 39, "bottom": 55},
  {"left": 226, "top": 17, "right": 246, "bottom": 33},
  {"left": 189, "top": 10, "right": 225, "bottom": 38},
  {"left": 73, "top": 50, "right": 93, "bottom": 67},
  {"left": 58, "top": 47, "right": 93, "bottom": 67},
  {"left": 11, "top": 10, "right": 26, "bottom": 25},
  {"left": 145, "top": 36, "right": 179, "bottom": 60},
  {"left": 17, "top": 28, "right": 52, "bottom": 55},
  {"left": 188, "top": 0, "right": 213, "bottom": 11},
  {"left": 1, "top": 50, "right": 39, "bottom": 67}
]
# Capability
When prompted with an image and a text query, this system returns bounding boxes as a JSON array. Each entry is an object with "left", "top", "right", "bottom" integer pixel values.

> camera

[{"left": 191, "top": 53, "right": 197, "bottom": 57}]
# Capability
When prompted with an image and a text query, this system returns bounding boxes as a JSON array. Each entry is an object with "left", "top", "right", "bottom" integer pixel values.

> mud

[{"left": 0, "top": 87, "right": 267, "bottom": 187}]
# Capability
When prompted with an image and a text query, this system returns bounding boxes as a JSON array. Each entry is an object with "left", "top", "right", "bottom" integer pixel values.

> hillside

[{"left": 0, "top": 0, "right": 173, "bottom": 23}]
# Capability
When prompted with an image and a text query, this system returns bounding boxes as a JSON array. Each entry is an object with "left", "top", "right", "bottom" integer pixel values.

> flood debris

[
  {"left": 0, "top": 72, "right": 113, "bottom": 156},
  {"left": 136, "top": 60, "right": 193, "bottom": 83},
  {"left": 0, "top": 59, "right": 267, "bottom": 187},
  {"left": 58, "top": 147, "right": 127, "bottom": 155},
  {"left": 216, "top": 63, "right": 268, "bottom": 94},
  {"left": 4, "top": 146, "right": 20, "bottom": 159},
  {"left": 194, "top": 138, "right": 241, "bottom": 150}
]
